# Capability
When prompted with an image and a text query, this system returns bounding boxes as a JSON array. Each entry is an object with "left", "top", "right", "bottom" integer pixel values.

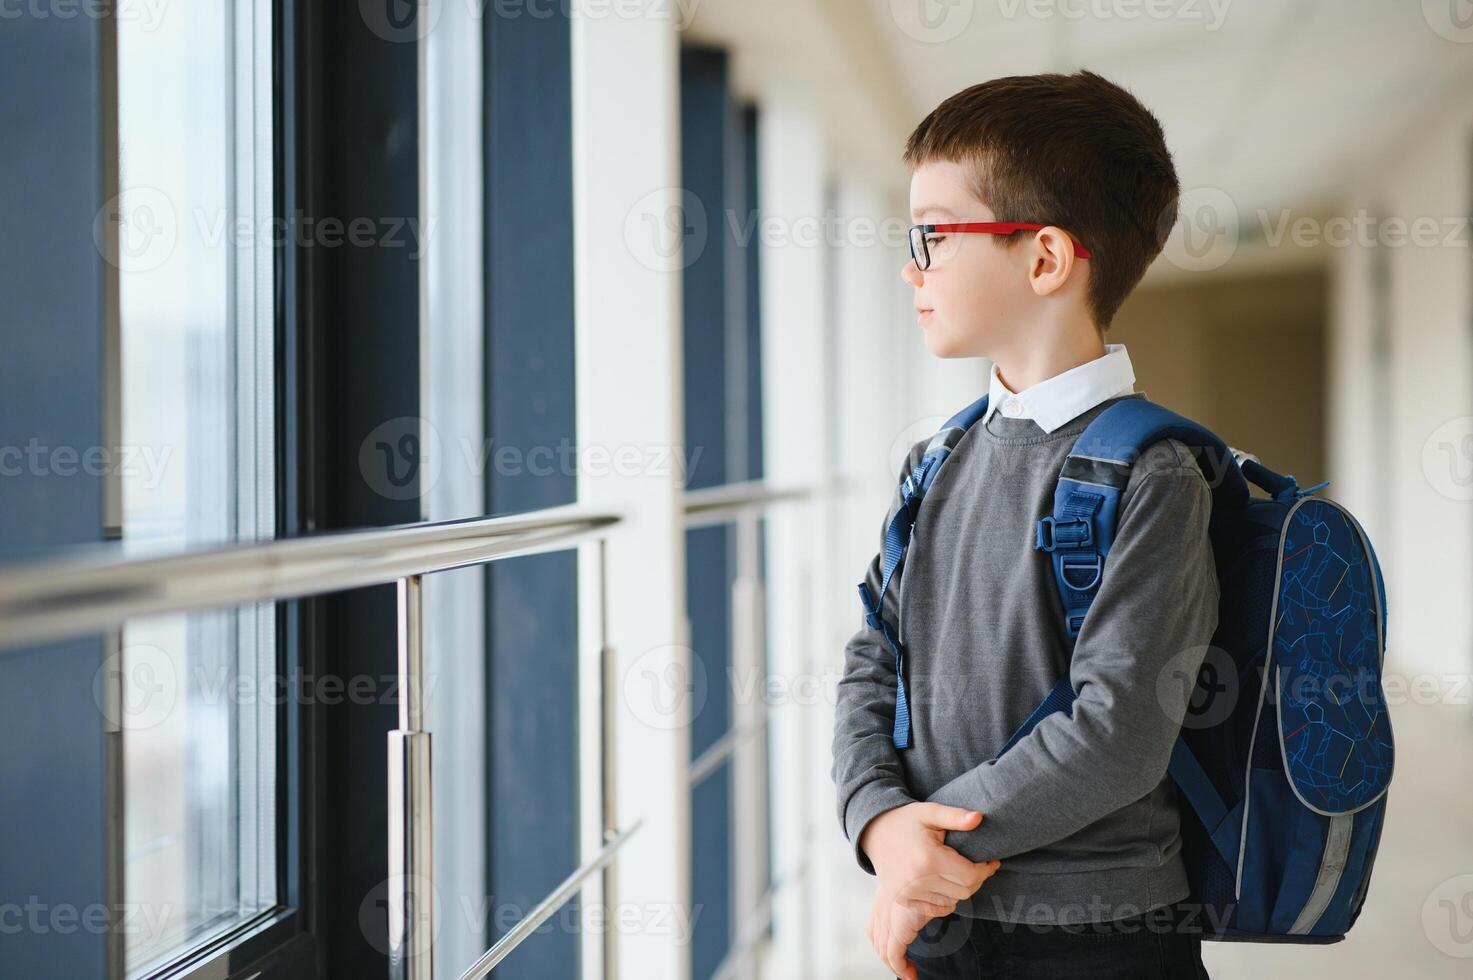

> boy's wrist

[
  {"left": 862, "top": 804, "right": 934, "bottom": 894},
  {"left": 845, "top": 780, "right": 916, "bottom": 875},
  {"left": 858, "top": 802, "right": 908, "bottom": 864}
]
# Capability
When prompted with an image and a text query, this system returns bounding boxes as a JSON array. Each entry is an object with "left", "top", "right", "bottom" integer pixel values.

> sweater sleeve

[
  {"left": 924, "top": 445, "right": 1220, "bottom": 862},
  {"left": 830, "top": 441, "right": 926, "bottom": 876}
]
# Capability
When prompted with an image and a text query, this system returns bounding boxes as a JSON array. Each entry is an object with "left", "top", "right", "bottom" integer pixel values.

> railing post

[
  {"left": 598, "top": 538, "right": 620, "bottom": 980},
  {"left": 104, "top": 630, "right": 126, "bottom": 980},
  {"left": 731, "top": 511, "right": 769, "bottom": 980},
  {"left": 389, "top": 574, "right": 434, "bottom": 979}
]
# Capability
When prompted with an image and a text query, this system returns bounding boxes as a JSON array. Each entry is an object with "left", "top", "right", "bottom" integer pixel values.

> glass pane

[
  {"left": 424, "top": 5, "right": 489, "bottom": 972},
  {"left": 114, "top": 0, "right": 276, "bottom": 973}
]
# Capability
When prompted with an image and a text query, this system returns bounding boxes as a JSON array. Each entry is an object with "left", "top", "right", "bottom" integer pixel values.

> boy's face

[{"left": 903, "top": 158, "right": 1081, "bottom": 360}]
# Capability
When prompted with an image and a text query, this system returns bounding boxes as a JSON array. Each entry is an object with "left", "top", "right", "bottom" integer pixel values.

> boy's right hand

[{"left": 858, "top": 802, "right": 1000, "bottom": 916}]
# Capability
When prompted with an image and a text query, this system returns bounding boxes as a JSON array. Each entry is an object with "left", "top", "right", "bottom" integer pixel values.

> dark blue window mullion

[
  {"left": 681, "top": 43, "right": 745, "bottom": 980},
  {"left": 483, "top": 7, "right": 580, "bottom": 979},
  {"left": 292, "top": 3, "right": 423, "bottom": 974},
  {"left": 0, "top": 14, "right": 114, "bottom": 977},
  {"left": 741, "top": 104, "right": 765, "bottom": 488},
  {"left": 687, "top": 525, "right": 735, "bottom": 980}
]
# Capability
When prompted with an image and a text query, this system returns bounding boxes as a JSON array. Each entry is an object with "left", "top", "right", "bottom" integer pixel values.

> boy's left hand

[{"left": 866, "top": 883, "right": 936, "bottom": 980}]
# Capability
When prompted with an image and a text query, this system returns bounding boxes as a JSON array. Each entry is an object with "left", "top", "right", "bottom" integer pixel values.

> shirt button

[{"left": 1004, "top": 400, "right": 1022, "bottom": 416}]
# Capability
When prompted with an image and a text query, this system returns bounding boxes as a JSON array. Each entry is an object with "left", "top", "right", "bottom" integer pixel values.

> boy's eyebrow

[{"left": 911, "top": 205, "right": 958, "bottom": 221}]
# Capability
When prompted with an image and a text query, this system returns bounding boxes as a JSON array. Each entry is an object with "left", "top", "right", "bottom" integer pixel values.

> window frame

[{"left": 121, "top": 0, "right": 304, "bottom": 966}]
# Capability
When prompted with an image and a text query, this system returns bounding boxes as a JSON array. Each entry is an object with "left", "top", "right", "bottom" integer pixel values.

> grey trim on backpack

[
  {"left": 1236, "top": 497, "right": 1300, "bottom": 897},
  {"left": 1237, "top": 493, "right": 1390, "bottom": 928},
  {"left": 1289, "top": 813, "right": 1355, "bottom": 935}
]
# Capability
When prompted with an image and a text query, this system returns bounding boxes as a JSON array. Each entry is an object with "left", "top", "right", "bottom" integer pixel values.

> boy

[{"left": 831, "top": 71, "right": 1219, "bottom": 979}]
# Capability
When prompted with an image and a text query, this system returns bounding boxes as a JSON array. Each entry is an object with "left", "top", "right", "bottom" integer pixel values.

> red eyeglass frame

[{"left": 910, "top": 221, "right": 1093, "bottom": 268}]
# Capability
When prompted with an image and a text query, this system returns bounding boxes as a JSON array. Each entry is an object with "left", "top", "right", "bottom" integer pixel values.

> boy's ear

[{"left": 1026, "top": 226, "right": 1083, "bottom": 297}]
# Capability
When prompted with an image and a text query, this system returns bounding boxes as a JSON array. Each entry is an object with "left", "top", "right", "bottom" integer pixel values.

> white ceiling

[
  {"left": 866, "top": 0, "right": 1473, "bottom": 216},
  {"left": 691, "top": 0, "right": 1473, "bottom": 229}
]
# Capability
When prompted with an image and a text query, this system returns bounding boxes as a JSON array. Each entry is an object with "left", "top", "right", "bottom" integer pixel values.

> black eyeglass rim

[{"left": 909, "top": 225, "right": 932, "bottom": 271}]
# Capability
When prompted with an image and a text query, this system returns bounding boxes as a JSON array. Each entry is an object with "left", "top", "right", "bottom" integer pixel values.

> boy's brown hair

[{"left": 903, "top": 69, "right": 1179, "bottom": 332}]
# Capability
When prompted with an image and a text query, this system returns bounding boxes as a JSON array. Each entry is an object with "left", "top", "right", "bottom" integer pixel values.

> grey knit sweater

[{"left": 830, "top": 392, "right": 1220, "bottom": 925}]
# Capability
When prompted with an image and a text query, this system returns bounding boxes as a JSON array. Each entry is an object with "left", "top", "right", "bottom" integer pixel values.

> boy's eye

[{"left": 925, "top": 235, "right": 946, "bottom": 246}]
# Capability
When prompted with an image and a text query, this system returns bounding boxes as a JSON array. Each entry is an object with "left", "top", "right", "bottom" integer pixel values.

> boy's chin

[{"left": 921, "top": 327, "right": 973, "bottom": 359}]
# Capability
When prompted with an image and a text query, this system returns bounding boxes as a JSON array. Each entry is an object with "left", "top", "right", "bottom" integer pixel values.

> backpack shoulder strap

[
  {"left": 858, "top": 393, "right": 988, "bottom": 749},
  {"left": 1035, "top": 396, "right": 1248, "bottom": 640},
  {"left": 998, "top": 398, "right": 1254, "bottom": 866}
]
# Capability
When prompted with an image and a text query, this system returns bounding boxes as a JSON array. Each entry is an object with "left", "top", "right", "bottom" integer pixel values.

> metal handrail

[
  {"left": 689, "top": 716, "right": 767, "bottom": 788},
  {"left": 0, "top": 503, "right": 626, "bottom": 980},
  {"left": 0, "top": 505, "right": 619, "bottom": 652},
  {"left": 682, "top": 480, "right": 810, "bottom": 528},
  {"left": 458, "top": 819, "right": 644, "bottom": 980},
  {"left": 456, "top": 481, "right": 813, "bottom": 976},
  {"left": 709, "top": 857, "right": 809, "bottom": 980},
  {"left": 0, "top": 479, "right": 816, "bottom": 978},
  {"left": 680, "top": 480, "right": 808, "bottom": 980}
]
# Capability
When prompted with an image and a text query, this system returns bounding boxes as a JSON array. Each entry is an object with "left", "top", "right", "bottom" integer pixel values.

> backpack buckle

[
  {"left": 1060, "top": 552, "right": 1103, "bottom": 592},
  {"left": 1035, "top": 515, "right": 1093, "bottom": 553},
  {"left": 1064, "top": 609, "right": 1088, "bottom": 636},
  {"left": 901, "top": 458, "right": 933, "bottom": 514}
]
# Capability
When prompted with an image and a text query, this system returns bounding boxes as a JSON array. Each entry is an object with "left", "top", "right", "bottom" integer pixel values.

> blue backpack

[{"left": 858, "top": 393, "right": 1392, "bottom": 943}]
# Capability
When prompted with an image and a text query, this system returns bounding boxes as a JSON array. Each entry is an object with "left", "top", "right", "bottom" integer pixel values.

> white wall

[
  {"left": 1329, "top": 83, "right": 1473, "bottom": 683},
  {"left": 756, "top": 94, "right": 833, "bottom": 980},
  {"left": 571, "top": 6, "right": 692, "bottom": 979}
]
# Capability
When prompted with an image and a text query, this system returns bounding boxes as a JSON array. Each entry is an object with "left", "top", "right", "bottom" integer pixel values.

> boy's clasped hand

[{"left": 858, "top": 802, "right": 1001, "bottom": 979}]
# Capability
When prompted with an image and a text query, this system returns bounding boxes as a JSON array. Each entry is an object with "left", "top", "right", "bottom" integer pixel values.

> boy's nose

[{"left": 902, "top": 259, "right": 923, "bottom": 286}]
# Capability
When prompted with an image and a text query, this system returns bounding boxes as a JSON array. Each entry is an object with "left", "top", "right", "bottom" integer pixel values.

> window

[
  {"left": 113, "top": 1, "right": 277, "bottom": 973},
  {"left": 680, "top": 45, "right": 772, "bottom": 980}
]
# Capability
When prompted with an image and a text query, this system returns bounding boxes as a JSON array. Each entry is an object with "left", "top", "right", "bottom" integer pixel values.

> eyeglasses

[{"left": 908, "top": 222, "right": 1093, "bottom": 271}]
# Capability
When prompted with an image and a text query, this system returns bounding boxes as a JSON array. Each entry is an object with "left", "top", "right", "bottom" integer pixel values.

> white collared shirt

[{"left": 981, "top": 343, "right": 1137, "bottom": 433}]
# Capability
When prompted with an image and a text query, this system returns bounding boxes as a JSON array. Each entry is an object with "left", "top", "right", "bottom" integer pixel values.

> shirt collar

[{"left": 981, "top": 343, "right": 1137, "bottom": 434}]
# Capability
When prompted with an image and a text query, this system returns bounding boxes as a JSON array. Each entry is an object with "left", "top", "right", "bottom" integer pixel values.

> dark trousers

[{"left": 903, "top": 902, "right": 1212, "bottom": 980}]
